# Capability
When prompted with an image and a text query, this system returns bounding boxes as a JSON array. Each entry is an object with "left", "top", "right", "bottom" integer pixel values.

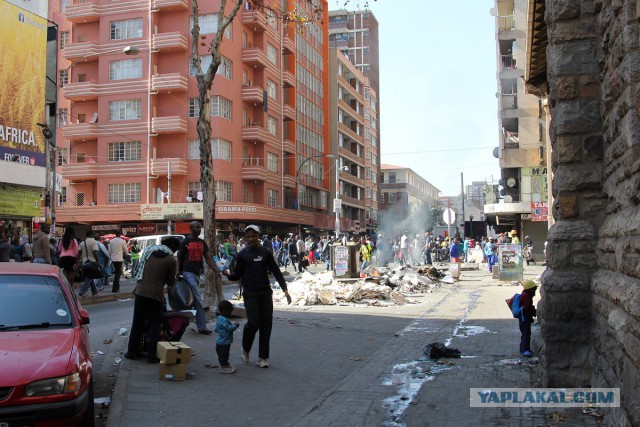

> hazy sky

[{"left": 329, "top": 0, "right": 501, "bottom": 197}]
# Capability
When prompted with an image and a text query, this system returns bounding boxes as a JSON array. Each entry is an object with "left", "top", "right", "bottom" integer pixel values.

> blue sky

[{"left": 329, "top": 0, "right": 501, "bottom": 197}]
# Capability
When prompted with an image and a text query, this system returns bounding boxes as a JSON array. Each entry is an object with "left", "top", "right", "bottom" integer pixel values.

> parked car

[
  {"left": 0, "top": 263, "right": 94, "bottom": 426},
  {"left": 134, "top": 234, "right": 185, "bottom": 254}
]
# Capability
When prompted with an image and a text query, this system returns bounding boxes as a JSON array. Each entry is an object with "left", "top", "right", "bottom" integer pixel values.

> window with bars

[
  {"left": 188, "top": 140, "right": 200, "bottom": 160},
  {"left": 215, "top": 181, "right": 232, "bottom": 202},
  {"left": 266, "top": 79, "right": 277, "bottom": 100},
  {"left": 60, "top": 31, "right": 69, "bottom": 49},
  {"left": 212, "top": 138, "right": 231, "bottom": 161},
  {"left": 76, "top": 192, "right": 84, "bottom": 206},
  {"left": 109, "top": 100, "right": 141, "bottom": 121},
  {"left": 110, "top": 59, "right": 142, "bottom": 80},
  {"left": 59, "top": 69, "right": 68, "bottom": 86},
  {"left": 188, "top": 181, "right": 202, "bottom": 200},
  {"left": 108, "top": 141, "right": 141, "bottom": 162},
  {"left": 108, "top": 183, "right": 141, "bottom": 203},
  {"left": 267, "top": 189, "right": 278, "bottom": 207},
  {"left": 388, "top": 192, "right": 396, "bottom": 204},
  {"left": 267, "top": 152, "right": 278, "bottom": 172},
  {"left": 60, "top": 187, "right": 67, "bottom": 206},
  {"left": 57, "top": 147, "right": 68, "bottom": 166},
  {"left": 211, "top": 96, "right": 232, "bottom": 120},
  {"left": 266, "top": 43, "right": 278, "bottom": 65},
  {"left": 110, "top": 18, "right": 143, "bottom": 40},
  {"left": 188, "top": 98, "right": 200, "bottom": 118},
  {"left": 267, "top": 115, "right": 277, "bottom": 136}
]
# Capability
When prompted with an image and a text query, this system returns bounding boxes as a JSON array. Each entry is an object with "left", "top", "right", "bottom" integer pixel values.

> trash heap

[{"left": 274, "top": 266, "right": 451, "bottom": 306}]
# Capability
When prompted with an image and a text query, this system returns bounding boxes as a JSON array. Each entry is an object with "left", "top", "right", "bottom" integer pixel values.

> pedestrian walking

[
  {"left": 449, "top": 237, "right": 461, "bottom": 262},
  {"left": 222, "top": 225, "right": 292, "bottom": 368},
  {"left": 0, "top": 233, "right": 12, "bottom": 262},
  {"left": 286, "top": 237, "right": 297, "bottom": 271},
  {"left": 214, "top": 300, "right": 240, "bottom": 374},
  {"left": 125, "top": 237, "right": 180, "bottom": 363},
  {"left": 78, "top": 230, "right": 101, "bottom": 298},
  {"left": 177, "top": 221, "right": 218, "bottom": 335},
  {"left": 58, "top": 227, "right": 80, "bottom": 285},
  {"left": 17, "top": 234, "right": 32, "bottom": 262},
  {"left": 130, "top": 240, "right": 141, "bottom": 276},
  {"left": 32, "top": 223, "right": 51, "bottom": 264},
  {"left": 108, "top": 235, "right": 129, "bottom": 293},
  {"left": 296, "top": 235, "right": 306, "bottom": 273},
  {"left": 517, "top": 280, "right": 537, "bottom": 357}
]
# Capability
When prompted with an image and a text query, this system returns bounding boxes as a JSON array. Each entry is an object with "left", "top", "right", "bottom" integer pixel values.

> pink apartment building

[{"left": 51, "top": 0, "right": 335, "bottom": 237}]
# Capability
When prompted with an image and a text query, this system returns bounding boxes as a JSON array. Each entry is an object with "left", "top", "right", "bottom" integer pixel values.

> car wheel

[{"left": 79, "top": 376, "right": 95, "bottom": 427}]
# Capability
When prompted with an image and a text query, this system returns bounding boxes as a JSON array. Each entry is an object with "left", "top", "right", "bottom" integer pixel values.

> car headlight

[{"left": 24, "top": 372, "right": 82, "bottom": 396}]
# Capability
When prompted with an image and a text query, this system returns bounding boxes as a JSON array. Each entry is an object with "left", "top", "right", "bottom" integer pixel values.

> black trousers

[
  {"left": 519, "top": 318, "right": 532, "bottom": 353},
  {"left": 216, "top": 344, "right": 231, "bottom": 366},
  {"left": 112, "top": 261, "right": 123, "bottom": 291},
  {"left": 298, "top": 251, "right": 306, "bottom": 272},
  {"left": 127, "top": 295, "right": 163, "bottom": 360},
  {"left": 242, "top": 294, "right": 273, "bottom": 359}
]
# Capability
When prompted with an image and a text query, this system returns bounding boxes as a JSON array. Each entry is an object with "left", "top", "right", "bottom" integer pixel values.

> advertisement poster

[
  {"left": 0, "top": 1, "right": 47, "bottom": 167},
  {"left": 498, "top": 244, "right": 523, "bottom": 281},
  {"left": 0, "top": 188, "right": 40, "bottom": 217},
  {"left": 140, "top": 203, "right": 204, "bottom": 221},
  {"left": 531, "top": 202, "right": 548, "bottom": 222},
  {"left": 334, "top": 245, "right": 349, "bottom": 277}
]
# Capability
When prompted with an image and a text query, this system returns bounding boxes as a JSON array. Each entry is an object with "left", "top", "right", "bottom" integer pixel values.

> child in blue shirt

[{"left": 214, "top": 300, "right": 240, "bottom": 374}]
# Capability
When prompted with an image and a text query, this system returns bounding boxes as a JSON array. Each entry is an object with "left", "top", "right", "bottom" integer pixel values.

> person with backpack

[
  {"left": 18, "top": 234, "right": 32, "bottom": 262},
  {"left": 510, "top": 280, "right": 538, "bottom": 357},
  {"left": 32, "top": 223, "right": 51, "bottom": 264}
]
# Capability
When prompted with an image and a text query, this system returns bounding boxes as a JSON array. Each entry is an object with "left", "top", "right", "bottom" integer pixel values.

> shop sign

[
  {"left": 0, "top": 188, "right": 41, "bottom": 217},
  {"left": 531, "top": 202, "right": 548, "bottom": 221},
  {"left": 217, "top": 205, "right": 257, "bottom": 213},
  {"left": 121, "top": 225, "right": 138, "bottom": 235},
  {"left": 140, "top": 203, "right": 203, "bottom": 220},
  {"left": 138, "top": 223, "right": 157, "bottom": 235},
  {"left": 92, "top": 224, "right": 119, "bottom": 232},
  {"left": 175, "top": 223, "right": 190, "bottom": 234}
]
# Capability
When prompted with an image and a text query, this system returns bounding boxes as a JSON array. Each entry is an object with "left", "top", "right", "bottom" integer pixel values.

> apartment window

[
  {"left": 188, "top": 98, "right": 200, "bottom": 118},
  {"left": 191, "top": 13, "right": 218, "bottom": 34},
  {"left": 266, "top": 8, "right": 277, "bottom": 30},
  {"left": 372, "top": 172, "right": 377, "bottom": 184},
  {"left": 188, "top": 140, "right": 200, "bottom": 160},
  {"left": 370, "top": 98, "right": 377, "bottom": 112},
  {"left": 266, "top": 79, "right": 277, "bottom": 100},
  {"left": 242, "top": 69, "right": 249, "bottom": 86},
  {"left": 108, "top": 141, "right": 141, "bottom": 162},
  {"left": 108, "top": 183, "right": 141, "bottom": 203},
  {"left": 217, "top": 56, "right": 232, "bottom": 80},
  {"left": 267, "top": 152, "right": 278, "bottom": 172},
  {"left": 371, "top": 135, "right": 377, "bottom": 147},
  {"left": 77, "top": 74, "right": 87, "bottom": 82},
  {"left": 266, "top": 43, "right": 278, "bottom": 65},
  {"left": 242, "top": 31, "right": 248, "bottom": 48},
  {"left": 243, "top": 185, "right": 254, "bottom": 203},
  {"left": 60, "top": 0, "right": 68, "bottom": 12},
  {"left": 57, "top": 147, "right": 68, "bottom": 166},
  {"left": 60, "top": 187, "right": 67, "bottom": 206},
  {"left": 60, "top": 31, "right": 69, "bottom": 49},
  {"left": 58, "top": 108, "right": 68, "bottom": 126},
  {"left": 267, "top": 115, "right": 277, "bottom": 136},
  {"left": 338, "top": 64, "right": 343, "bottom": 76},
  {"left": 76, "top": 192, "right": 84, "bottom": 206},
  {"left": 110, "top": 18, "right": 143, "bottom": 40},
  {"left": 109, "top": 100, "right": 141, "bottom": 121},
  {"left": 188, "top": 181, "right": 201, "bottom": 200},
  {"left": 110, "top": 59, "right": 142, "bottom": 80},
  {"left": 211, "top": 96, "right": 232, "bottom": 120},
  {"left": 365, "top": 167, "right": 371, "bottom": 179},
  {"left": 388, "top": 192, "right": 397, "bottom": 203},
  {"left": 212, "top": 138, "right": 231, "bottom": 161},
  {"left": 267, "top": 189, "right": 278, "bottom": 207},
  {"left": 539, "top": 123, "right": 544, "bottom": 142},
  {"left": 77, "top": 114, "right": 86, "bottom": 123},
  {"left": 190, "top": 55, "right": 212, "bottom": 75},
  {"left": 388, "top": 172, "right": 396, "bottom": 183},
  {"left": 215, "top": 181, "right": 232, "bottom": 202},
  {"left": 371, "top": 153, "right": 378, "bottom": 166},
  {"left": 224, "top": 21, "right": 232, "bottom": 39},
  {"left": 59, "top": 69, "right": 68, "bottom": 86}
]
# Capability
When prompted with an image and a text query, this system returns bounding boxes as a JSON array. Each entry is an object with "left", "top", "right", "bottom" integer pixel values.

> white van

[{"left": 133, "top": 234, "right": 185, "bottom": 254}]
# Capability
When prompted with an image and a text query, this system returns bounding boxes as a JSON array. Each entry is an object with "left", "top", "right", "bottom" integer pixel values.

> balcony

[
  {"left": 501, "top": 93, "right": 517, "bottom": 110},
  {"left": 338, "top": 147, "right": 364, "bottom": 167},
  {"left": 338, "top": 99, "right": 364, "bottom": 125},
  {"left": 498, "top": 15, "right": 515, "bottom": 32},
  {"left": 340, "top": 194, "right": 365, "bottom": 208},
  {"left": 65, "top": 1, "right": 100, "bottom": 23},
  {"left": 338, "top": 123, "right": 363, "bottom": 143},
  {"left": 241, "top": 85, "right": 265, "bottom": 104},
  {"left": 241, "top": 9, "right": 268, "bottom": 32},
  {"left": 242, "top": 47, "right": 269, "bottom": 69},
  {"left": 63, "top": 42, "right": 100, "bottom": 61},
  {"left": 282, "top": 70, "right": 296, "bottom": 88},
  {"left": 152, "top": 32, "right": 188, "bottom": 52},
  {"left": 282, "top": 174, "right": 296, "bottom": 189},
  {"left": 500, "top": 55, "right": 517, "bottom": 70},
  {"left": 152, "top": 73, "right": 188, "bottom": 93},
  {"left": 152, "top": 116, "right": 187, "bottom": 134},
  {"left": 241, "top": 164, "right": 273, "bottom": 182},
  {"left": 62, "top": 123, "right": 98, "bottom": 141},
  {"left": 151, "top": 158, "right": 189, "bottom": 175},
  {"left": 59, "top": 157, "right": 98, "bottom": 180},
  {"left": 242, "top": 124, "right": 272, "bottom": 144},
  {"left": 62, "top": 81, "right": 98, "bottom": 101},
  {"left": 153, "top": 0, "right": 189, "bottom": 12},
  {"left": 339, "top": 171, "right": 364, "bottom": 187},
  {"left": 282, "top": 36, "right": 295, "bottom": 55},
  {"left": 282, "top": 138, "right": 295, "bottom": 154},
  {"left": 282, "top": 104, "right": 296, "bottom": 121}
]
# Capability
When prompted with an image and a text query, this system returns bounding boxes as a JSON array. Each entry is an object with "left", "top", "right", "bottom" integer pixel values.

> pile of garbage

[{"left": 273, "top": 266, "right": 452, "bottom": 306}]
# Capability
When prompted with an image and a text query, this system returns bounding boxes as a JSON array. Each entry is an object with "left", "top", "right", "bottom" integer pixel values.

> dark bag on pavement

[
  {"left": 423, "top": 342, "right": 461, "bottom": 359},
  {"left": 168, "top": 277, "right": 194, "bottom": 310},
  {"left": 82, "top": 260, "right": 104, "bottom": 279}
]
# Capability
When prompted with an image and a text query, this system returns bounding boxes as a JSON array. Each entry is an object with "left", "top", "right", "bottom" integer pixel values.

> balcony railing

[
  {"left": 282, "top": 104, "right": 296, "bottom": 121},
  {"left": 62, "top": 81, "right": 98, "bottom": 101},
  {"left": 241, "top": 85, "right": 265, "bottom": 104},
  {"left": 282, "top": 70, "right": 296, "bottom": 88},
  {"left": 62, "top": 123, "right": 98, "bottom": 140},
  {"left": 63, "top": 42, "right": 100, "bottom": 61},
  {"left": 501, "top": 93, "right": 518, "bottom": 110},
  {"left": 65, "top": 1, "right": 100, "bottom": 23},
  {"left": 152, "top": 32, "right": 188, "bottom": 52},
  {"left": 282, "top": 138, "right": 295, "bottom": 154},
  {"left": 503, "top": 131, "right": 519, "bottom": 148},
  {"left": 498, "top": 15, "right": 515, "bottom": 31},
  {"left": 242, "top": 124, "right": 273, "bottom": 144},
  {"left": 242, "top": 47, "right": 269, "bottom": 70},
  {"left": 500, "top": 55, "right": 517, "bottom": 70},
  {"left": 242, "top": 9, "right": 268, "bottom": 32},
  {"left": 152, "top": 73, "right": 188, "bottom": 93},
  {"left": 151, "top": 158, "right": 189, "bottom": 175},
  {"left": 282, "top": 36, "right": 295, "bottom": 55},
  {"left": 153, "top": 0, "right": 189, "bottom": 12},
  {"left": 151, "top": 116, "right": 187, "bottom": 134}
]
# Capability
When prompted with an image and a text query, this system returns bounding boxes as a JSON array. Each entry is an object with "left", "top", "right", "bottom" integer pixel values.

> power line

[{"left": 382, "top": 146, "right": 494, "bottom": 155}]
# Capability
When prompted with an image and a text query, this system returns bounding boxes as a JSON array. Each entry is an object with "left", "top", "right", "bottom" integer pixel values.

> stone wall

[{"left": 541, "top": 0, "right": 640, "bottom": 425}]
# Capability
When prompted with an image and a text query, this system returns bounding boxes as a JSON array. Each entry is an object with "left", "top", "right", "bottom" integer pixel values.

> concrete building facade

[
  {"left": 50, "top": 0, "right": 334, "bottom": 237},
  {"left": 525, "top": 0, "right": 640, "bottom": 425}
]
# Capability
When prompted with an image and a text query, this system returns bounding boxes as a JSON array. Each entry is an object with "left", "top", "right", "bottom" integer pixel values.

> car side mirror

[{"left": 79, "top": 309, "right": 90, "bottom": 325}]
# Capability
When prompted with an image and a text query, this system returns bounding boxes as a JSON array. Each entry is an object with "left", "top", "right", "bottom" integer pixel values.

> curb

[
  {"left": 105, "top": 358, "right": 131, "bottom": 427},
  {"left": 79, "top": 291, "right": 135, "bottom": 306}
]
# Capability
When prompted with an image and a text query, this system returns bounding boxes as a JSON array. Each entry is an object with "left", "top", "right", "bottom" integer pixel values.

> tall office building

[
  {"left": 50, "top": 0, "right": 333, "bottom": 237},
  {"left": 486, "top": 0, "right": 548, "bottom": 247}
]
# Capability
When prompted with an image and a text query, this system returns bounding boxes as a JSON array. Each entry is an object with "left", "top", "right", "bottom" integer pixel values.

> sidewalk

[{"left": 105, "top": 263, "right": 603, "bottom": 427}]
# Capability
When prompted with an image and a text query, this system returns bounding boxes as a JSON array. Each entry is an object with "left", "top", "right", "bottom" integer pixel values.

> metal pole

[
  {"left": 461, "top": 172, "right": 465, "bottom": 238},
  {"left": 167, "top": 160, "right": 172, "bottom": 234},
  {"left": 447, "top": 198, "right": 451, "bottom": 262},
  {"left": 335, "top": 157, "right": 340, "bottom": 239}
]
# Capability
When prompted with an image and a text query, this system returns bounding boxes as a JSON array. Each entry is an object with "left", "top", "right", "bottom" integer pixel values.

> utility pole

[
  {"left": 167, "top": 160, "right": 172, "bottom": 234},
  {"left": 461, "top": 172, "right": 465, "bottom": 238}
]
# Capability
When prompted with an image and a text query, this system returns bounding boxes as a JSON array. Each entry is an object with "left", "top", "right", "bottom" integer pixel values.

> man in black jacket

[{"left": 223, "top": 225, "right": 291, "bottom": 368}]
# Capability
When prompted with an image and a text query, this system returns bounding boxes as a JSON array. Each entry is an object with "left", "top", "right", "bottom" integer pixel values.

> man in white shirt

[
  {"left": 296, "top": 235, "right": 306, "bottom": 273},
  {"left": 400, "top": 232, "right": 408, "bottom": 264},
  {"left": 108, "top": 236, "right": 129, "bottom": 293}
]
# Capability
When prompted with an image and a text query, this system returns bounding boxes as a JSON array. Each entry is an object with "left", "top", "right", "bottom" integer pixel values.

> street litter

[
  {"left": 583, "top": 408, "right": 605, "bottom": 418},
  {"left": 94, "top": 397, "right": 111, "bottom": 407},
  {"left": 103, "top": 339, "right": 113, "bottom": 345},
  {"left": 423, "top": 342, "right": 462, "bottom": 359},
  {"left": 96, "top": 350, "right": 105, "bottom": 355},
  {"left": 114, "top": 357, "right": 122, "bottom": 365},
  {"left": 118, "top": 327, "right": 128, "bottom": 336},
  {"left": 273, "top": 266, "right": 450, "bottom": 306},
  {"left": 497, "top": 359, "right": 522, "bottom": 365},
  {"left": 349, "top": 356, "right": 363, "bottom": 361}
]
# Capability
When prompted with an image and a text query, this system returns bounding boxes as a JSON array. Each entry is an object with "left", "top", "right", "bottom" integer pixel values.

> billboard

[{"left": 0, "top": 1, "right": 47, "bottom": 167}]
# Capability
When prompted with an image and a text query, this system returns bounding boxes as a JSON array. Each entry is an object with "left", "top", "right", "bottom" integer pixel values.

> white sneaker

[
  {"left": 256, "top": 358, "right": 269, "bottom": 368},
  {"left": 241, "top": 349, "right": 249, "bottom": 364},
  {"left": 220, "top": 366, "right": 236, "bottom": 374}
]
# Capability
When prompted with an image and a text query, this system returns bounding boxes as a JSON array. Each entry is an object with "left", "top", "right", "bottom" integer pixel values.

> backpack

[{"left": 507, "top": 293, "right": 523, "bottom": 319}]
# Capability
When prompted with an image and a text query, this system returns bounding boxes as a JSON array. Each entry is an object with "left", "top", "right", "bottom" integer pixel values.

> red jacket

[{"left": 519, "top": 289, "right": 536, "bottom": 321}]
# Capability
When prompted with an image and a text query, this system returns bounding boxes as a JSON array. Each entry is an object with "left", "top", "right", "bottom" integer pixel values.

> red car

[{"left": 0, "top": 263, "right": 94, "bottom": 426}]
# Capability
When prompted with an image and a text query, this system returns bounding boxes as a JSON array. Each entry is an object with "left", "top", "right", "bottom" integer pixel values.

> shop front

[{"left": 0, "top": 187, "right": 42, "bottom": 244}]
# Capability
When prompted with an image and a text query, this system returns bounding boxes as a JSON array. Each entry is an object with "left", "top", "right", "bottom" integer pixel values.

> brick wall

[{"left": 542, "top": 0, "right": 640, "bottom": 424}]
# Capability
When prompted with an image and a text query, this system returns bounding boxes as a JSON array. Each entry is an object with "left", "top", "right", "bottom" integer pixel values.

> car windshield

[{"left": 0, "top": 275, "right": 73, "bottom": 330}]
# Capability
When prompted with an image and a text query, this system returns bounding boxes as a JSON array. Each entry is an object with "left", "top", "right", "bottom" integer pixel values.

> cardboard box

[
  {"left": 157, "top": 341, "right": 192, "bottom": 364},
  {"left": 159, "top": 362, "right": 187, "bottom": 381}
]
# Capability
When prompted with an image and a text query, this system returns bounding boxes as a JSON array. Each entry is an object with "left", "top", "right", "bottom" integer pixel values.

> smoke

[{"left": 377, "top": 201, "right": 442, "bottom": 239}]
